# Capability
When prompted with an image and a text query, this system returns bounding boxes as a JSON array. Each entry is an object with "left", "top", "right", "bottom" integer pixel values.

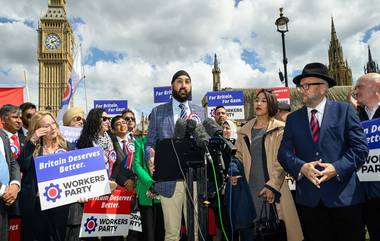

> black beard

[{"left": 172, "top": 89, "right": 191, "bottom": 102}]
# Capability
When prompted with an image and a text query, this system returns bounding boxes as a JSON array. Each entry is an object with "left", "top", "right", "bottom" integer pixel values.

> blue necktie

[
  {"left": 179, "top": 103, "right": 187, "bottom": 120},
  {"left": 0, "top": 153, "right": 10, "bottom": 186}
]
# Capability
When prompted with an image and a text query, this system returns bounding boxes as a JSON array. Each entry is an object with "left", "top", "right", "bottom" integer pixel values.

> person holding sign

[
  {"left": 354, "top": 72, "right": 380, "bottom": 241},
  {"left": 17, "top": 111, "right": 71, "bottom": 241},
  {"left": 278, "top": 63, "right": 369, "bottom": 241},
  {"left": 235, "top": 89, "right": 303, "bottom": 241},
  {"left": 66, "top": 108, "right": 118, "bottom": 241}
]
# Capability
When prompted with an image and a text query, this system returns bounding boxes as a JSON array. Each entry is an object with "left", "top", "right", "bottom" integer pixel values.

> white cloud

[{"left": 1, "top": 0, "right": 380, "bottom": 120}]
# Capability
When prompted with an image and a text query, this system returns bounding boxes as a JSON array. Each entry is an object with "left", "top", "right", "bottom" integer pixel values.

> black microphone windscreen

[
  {"left": 186, "top": 119, "right": 197, "bottom": 137},
  {"left": 173, "top": 118, "right": 187, "bottom": 139},
  {"left": 193, "top": 123, "right": 210, "bottom": 149},
  {"left": 203, "top": 118, "right": 223, "bottom": 136}
]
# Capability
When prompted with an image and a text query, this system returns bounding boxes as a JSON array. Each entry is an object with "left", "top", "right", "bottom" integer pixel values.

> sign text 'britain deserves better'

[{"left": 34, "top": 147, "right": 111, "bottom": 210}]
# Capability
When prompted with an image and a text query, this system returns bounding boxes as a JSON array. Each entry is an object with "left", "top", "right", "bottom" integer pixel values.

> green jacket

[{"left": 132, "top": 136, "right": 160, "bottom": 205}]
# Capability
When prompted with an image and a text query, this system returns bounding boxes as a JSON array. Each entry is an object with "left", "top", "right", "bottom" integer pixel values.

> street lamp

[{"left": 275, "top": 7, "right": 289, "bottom": 87}]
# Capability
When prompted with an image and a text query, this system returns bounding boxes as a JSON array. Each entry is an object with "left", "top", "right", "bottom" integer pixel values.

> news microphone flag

[{"left": 57, "top": 47, "right": 83, "bottom": 124}]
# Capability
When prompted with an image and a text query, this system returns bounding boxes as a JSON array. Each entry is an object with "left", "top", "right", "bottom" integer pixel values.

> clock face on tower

[{"left": 45, "top": 33, "right": 61, "bottom": 49}]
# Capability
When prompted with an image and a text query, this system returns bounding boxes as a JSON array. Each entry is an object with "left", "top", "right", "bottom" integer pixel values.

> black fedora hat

[{"left": 293, "top": 62, "right": 336, "bottom": 88}]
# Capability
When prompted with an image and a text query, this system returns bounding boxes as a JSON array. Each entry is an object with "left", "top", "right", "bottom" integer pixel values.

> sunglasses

[
  {"left": 102, "top": 116, "right": 111, "bottom": 122},
  {"left": 72, "top": 116, "right": 84, "bottom": 122},
  {"left": 124, "top": 117, "right": 135, "bottom": 122}
]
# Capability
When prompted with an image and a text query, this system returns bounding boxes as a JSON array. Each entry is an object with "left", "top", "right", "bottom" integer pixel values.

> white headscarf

[{"left": 224, "top": 120, "right": 237, "bottom": 140}]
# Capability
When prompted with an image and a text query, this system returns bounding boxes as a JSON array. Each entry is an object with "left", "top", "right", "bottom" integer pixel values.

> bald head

[{"left": 354, "top": 73, "right": 380, "bottom": 107}]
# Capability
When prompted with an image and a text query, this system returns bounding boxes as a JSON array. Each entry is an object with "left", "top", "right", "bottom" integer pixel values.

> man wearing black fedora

[{"left": 278, "top": 62, "right": 368, "bottom": 241}]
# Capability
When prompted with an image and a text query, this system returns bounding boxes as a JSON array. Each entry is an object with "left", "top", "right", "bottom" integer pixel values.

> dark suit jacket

[
  {"left": 109, "top": 133, "right": 135, "bottom": 186},
  {"left": 357, "top": 105, "right": 380, "bottom": 200},
  {"left": 0, "top": 129, "right": 21, "bottom": 241},
  {"left": 278, "top": 100, "right": 369, "bottom": 208},
  {"left": 145, "top": 100, "right": 205, "bottom": 197}
]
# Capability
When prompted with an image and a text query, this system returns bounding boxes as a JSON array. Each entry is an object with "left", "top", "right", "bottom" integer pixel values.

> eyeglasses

[
  {"left": 102, "top": 116, "right": 111, "bottom": 122},
  {"left": 124, "top": 117, "right": 135, "bottom": 122},
  {"left": 296, "top": 83, "right": 325, "bottom": 91},
  {"left": 72, "top": 116, "right": 84, "bottom": 122}
]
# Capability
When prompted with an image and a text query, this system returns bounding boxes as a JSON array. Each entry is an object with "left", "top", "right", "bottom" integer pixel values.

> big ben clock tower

[{"left": 38, "top": 0, "right": 74, "bottom": 116}]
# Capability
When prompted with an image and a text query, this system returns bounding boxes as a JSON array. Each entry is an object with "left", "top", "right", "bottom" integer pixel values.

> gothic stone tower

[
  {"left": 212, "top": 54, "right": 221, "bottom": 91},
  {"left": 328, "top": 18, "right": 352, "bottom": 86},
  {"left": 38, "top": 0, "right": 74, "bottom": 116},
  {"left": 364, "top": 45, "right": 380, "bottom": 74}
]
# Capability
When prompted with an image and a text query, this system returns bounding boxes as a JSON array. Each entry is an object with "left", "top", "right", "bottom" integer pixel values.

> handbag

[{"left": 254, "top": 200, "right": 287, "bottom": 241}]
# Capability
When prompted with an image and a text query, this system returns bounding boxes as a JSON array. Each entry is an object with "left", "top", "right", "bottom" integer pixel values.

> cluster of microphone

[{"left": 173, "top": 118, "right": 224, "bottom": 150}]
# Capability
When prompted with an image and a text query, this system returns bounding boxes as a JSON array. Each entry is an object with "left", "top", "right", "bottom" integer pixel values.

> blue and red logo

[
  {"left": 84, "top": 216, "right": 98, "bottom": 234},
  {"left": 188, "top": 113, "right": 201, "bottom": 124},
  {"left": 43, "top": 183, "right": 62, "bottom": 202}
]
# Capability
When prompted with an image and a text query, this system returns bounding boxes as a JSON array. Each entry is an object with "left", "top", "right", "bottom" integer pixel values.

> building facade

[
  {"left": 38, "top": 0, "right": 74, "bottom": 116},
  {"left": 328, "top": 18, "right": 352, "bottom": 86}
]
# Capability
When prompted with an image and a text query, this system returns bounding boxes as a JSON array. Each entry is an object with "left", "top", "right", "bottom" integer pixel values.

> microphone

[
  {"left": 203, "top": 118, "right": 223, "bottom": 136},
  {"left": 202, "top": 118, "right": 235, "bottom": 153},
  {"left": 186, "top": 119, "right": 197, "bottom": 138},
  {"left": 191, "top": 123, "right": 214, "bottom": 165},
  {"left": 173, "top": 118, "right": 187, "bottom": 139},
  {"left": 192, "top": 123, "right": 210, "bottom": 150}
]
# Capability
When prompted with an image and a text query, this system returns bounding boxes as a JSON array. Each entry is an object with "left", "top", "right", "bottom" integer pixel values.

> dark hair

[
  {"left": 77, "top": 108, "right": 105, "bottom": 149},
  {"left": 121, "top": 108, "right": 135, "bottom": 117},
  {"left": 111, "top": 115, "right": 124, "bottom": 129},
  {"left": 0, "top": 104, "right": 20, "bottom": 119},
  {"left": 19, "top": 102, "right": 36, "bottom": 113},
  {"left": 255, "top": 89, "right": 278, "bottom": 118},
  {"left": 214, "top": 105, "right": 226, "bottom": 112}
]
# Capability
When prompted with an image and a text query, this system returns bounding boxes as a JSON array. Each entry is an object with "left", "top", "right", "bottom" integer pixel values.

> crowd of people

[{"left": 0, "top": 63, "right": 379, "bottom": 241}]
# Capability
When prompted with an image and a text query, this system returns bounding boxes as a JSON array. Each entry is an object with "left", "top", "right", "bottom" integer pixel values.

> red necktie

[
  {"left": 10, "top": 134, "right": 21, "bottom": 158},
  {"left": 310, "top": 109, "right": 320, "bottom": 142}
]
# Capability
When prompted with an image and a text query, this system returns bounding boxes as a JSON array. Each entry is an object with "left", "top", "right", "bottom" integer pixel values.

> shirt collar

[
  {"left": 172, "top": 98, "right": 189, "bottom": 109},
  {"left": 307, "top": 97, "right": 327, "bottom": 115},
  {"left": 2, "top": 128, "right": 17, "bottom": 138},
  {"left": 364, "top": 102, "right": 380, "bottom": 114}
]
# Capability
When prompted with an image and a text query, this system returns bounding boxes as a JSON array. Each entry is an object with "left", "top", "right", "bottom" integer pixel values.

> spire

[
  {"left": 212, "top": 53, "right": 221, "bottom": 91},
  {"left": 328, "top": 17, "right": 352, "bottom": 86},
  {"left": 331, "top": 17, "right": 336, "bottom": 34},
  {"left": 368, "top": 45, "right": 373, "bottom": 62},
  {"left": 364, "top": 45, "right": 380, "bottom": 73}
]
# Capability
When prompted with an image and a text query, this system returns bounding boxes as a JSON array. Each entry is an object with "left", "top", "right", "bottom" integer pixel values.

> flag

[{"left": 57, "top": 48, "right": 83, "bottom": 124}]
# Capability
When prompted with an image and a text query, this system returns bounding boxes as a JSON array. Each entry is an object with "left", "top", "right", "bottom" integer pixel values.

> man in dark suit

[
  {"left": 0, "top": 107, "right": 22, "bottom": 241},
  {"left": 354, "top": 72, "right": 380, "bottom": 241},
  {"left": 146, "top": 70, "right": 205, "bottom": 241},
  {"left": 110, "top": 115, "right": 135, "bottom": 190},
  {"left": 18, "top": 102, "right": 36, "bottom": 138},
  {"left": 278, "top": 63, "right": 369, "bottom": 241}
]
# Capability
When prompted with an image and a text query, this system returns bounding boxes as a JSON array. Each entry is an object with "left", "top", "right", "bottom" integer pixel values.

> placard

[{"left": 35, "top": 147, "right": 111, "bottom": 210}]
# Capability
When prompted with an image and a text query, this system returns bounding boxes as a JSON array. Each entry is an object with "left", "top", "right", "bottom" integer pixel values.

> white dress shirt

[
  {"left": 172, "top": 98, "right": 190, "bottom": 123},
  {"left": 307, "top": 97, "right": 327, "bottom": 126}
]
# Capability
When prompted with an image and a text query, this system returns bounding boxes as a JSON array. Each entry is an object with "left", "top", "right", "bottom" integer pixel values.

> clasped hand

[{"left": 300, "top": 160, "right": 337, "bottom": 188}]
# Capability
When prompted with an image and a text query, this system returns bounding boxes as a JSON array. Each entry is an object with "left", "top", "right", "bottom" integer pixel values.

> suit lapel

[
  {"left": 319, "top": 100, "right": 332, "bottom": 142},
  {"left": 300, "top": 107, "right": 314, "bottom": 142},
  {"left": 166, "top": 101, "right": 175, "bottom": 133}
]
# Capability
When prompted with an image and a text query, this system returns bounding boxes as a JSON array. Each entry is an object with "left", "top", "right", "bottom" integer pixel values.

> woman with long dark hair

[
  {"left": 234, "top": 89, "right": 303, "bottom": 241},
  {"left": 65, "top": 108, "right": 117, "bottom": 241}
]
